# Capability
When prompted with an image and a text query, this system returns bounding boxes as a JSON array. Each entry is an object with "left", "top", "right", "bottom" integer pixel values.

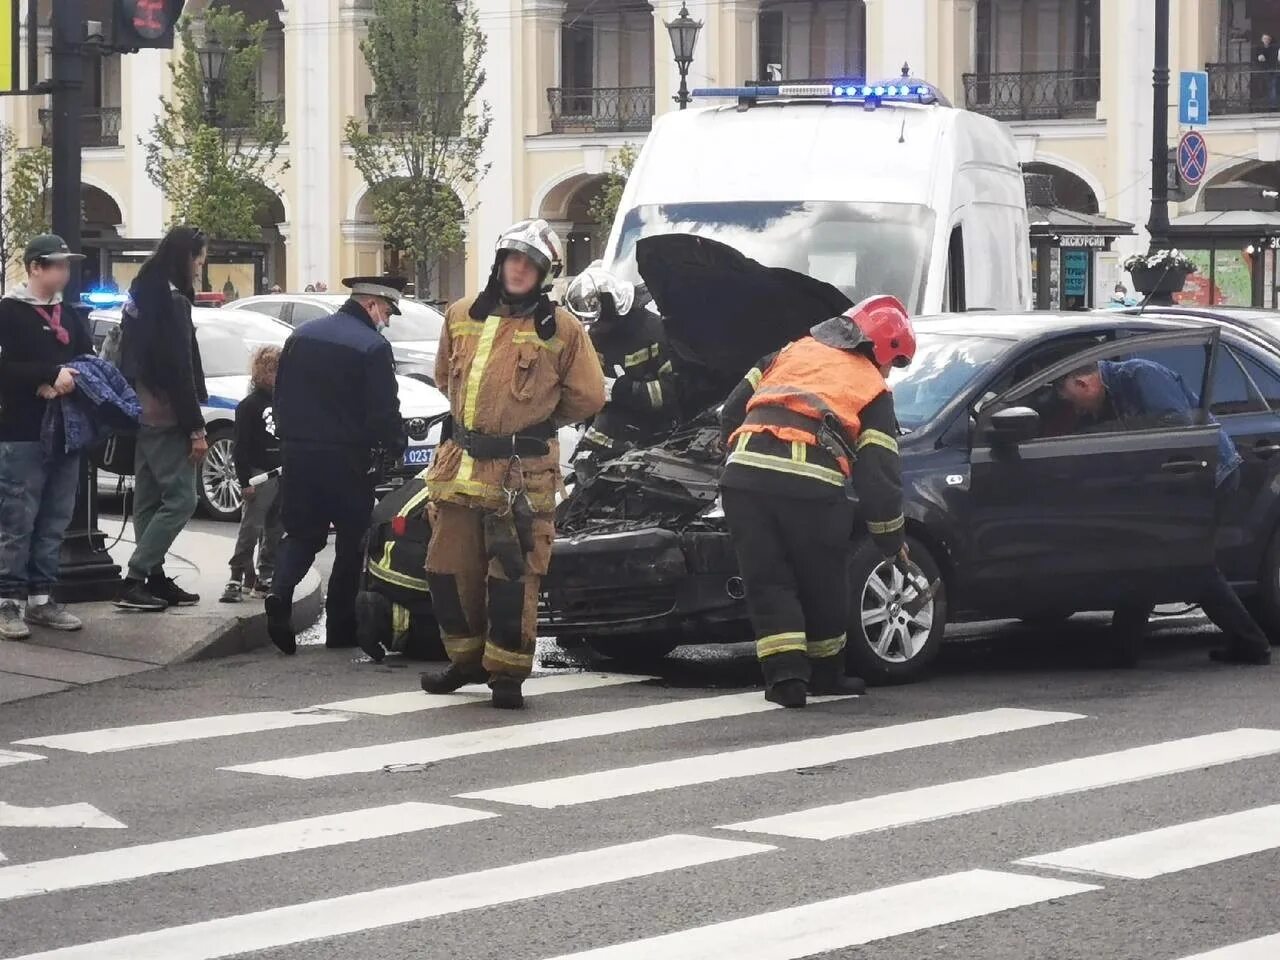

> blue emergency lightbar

[
  {"left": 691, "top": 80, "right": 945, "bottom": 107},
  {"left": 81, "top": 290, "right": 127, "bottom": 307}
]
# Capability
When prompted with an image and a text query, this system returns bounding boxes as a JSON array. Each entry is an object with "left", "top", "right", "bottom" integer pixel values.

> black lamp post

[
  {"left": 1146, "top": 0, "right": 1171, "bottom": 251},
  {"left": 665, "top": 1, "right": 702, "bottom": 110},
  {"left": 198, "top": 38, "right": 229, "bottom": 124}
]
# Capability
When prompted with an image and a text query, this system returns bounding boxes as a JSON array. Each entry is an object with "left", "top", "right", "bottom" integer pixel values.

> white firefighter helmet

[
  {"left": 495, "top": 218, "right": 564, "bottom": 280},
  {"left": 564, "top": 265, "right": 636, "bottom": 322}
]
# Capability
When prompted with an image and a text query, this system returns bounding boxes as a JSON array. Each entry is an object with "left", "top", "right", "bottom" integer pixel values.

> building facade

[{"left": 6, "top": 1, "right": 1278, "bottom": 306}]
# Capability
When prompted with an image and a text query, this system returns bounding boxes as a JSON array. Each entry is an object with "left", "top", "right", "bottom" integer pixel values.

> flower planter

[{"left": 1127, "top": 264, "right": 1192, "bottom": 295}]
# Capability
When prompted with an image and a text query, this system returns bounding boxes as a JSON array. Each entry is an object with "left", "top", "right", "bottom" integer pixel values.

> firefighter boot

[
  {"left": 809, "top": 656, "right": 867, "bottom": 696},
  {"left": 490, "top": 677, "right": 525, "bottom": 710},
  {"left": 765, "top": 679, "right": 808, "bottom": 709},
  {"left": 420, "top": 663, "right": 488, "bottom": 694}
]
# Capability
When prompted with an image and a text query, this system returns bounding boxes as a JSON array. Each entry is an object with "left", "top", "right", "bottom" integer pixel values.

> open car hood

[{"left": 636, "top": 234, "right": 853, "bottom": 380}]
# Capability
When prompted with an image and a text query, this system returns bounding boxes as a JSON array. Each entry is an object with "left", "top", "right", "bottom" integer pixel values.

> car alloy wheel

[
  {"left": 860, "top": 558, "right": 935, "bottom": 663},
  {"left": 200, "top": 433, "right": 243, "bottom": 521}
]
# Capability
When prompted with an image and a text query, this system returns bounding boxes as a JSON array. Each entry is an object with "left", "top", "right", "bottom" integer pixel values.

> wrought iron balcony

[
  {"left": 38, "top": 107, "right": 122, "bottom": 148},
  {"left": 1206, "top": 62, "right": 1280, "bottom": 117},
  {"left": 962, "top": 70, "right": 1100, "bottom": 122},
  {"left": 547, "top": 87, "right": 653, "bottom": 134}
]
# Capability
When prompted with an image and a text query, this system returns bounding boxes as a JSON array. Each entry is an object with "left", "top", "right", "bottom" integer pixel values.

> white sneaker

[
  {"left": 24, "top": 600, "right": 82, "bottom": 632},
  {"left": 0, "top": 600, "right": 31, "bottom": 640}
]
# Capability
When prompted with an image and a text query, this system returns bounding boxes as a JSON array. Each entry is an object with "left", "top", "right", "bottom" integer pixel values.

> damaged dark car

[{"left": 540, "top": 236, "right": 1280, "bottom": 683}]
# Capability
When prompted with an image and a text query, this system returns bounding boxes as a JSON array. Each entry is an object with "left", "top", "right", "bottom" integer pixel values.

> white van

[{"left": 603, "top": 82, "right": 1031, "bottom": 315}]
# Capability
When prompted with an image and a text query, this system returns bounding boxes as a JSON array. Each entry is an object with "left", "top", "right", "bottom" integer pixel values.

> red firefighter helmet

[{"left": 844, "top": 295, "right": 915, "bottom": 368}]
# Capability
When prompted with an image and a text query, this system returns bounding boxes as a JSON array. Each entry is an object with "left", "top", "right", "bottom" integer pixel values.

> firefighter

[
  {"left": 564, "top": 265, "right": 680, "bottom": 471},
  {"left": 718, "top": 295, "right": 916, "bottom": 708},
  {"left": 420, "top": 219, "right": 605, "bottom": 709}
]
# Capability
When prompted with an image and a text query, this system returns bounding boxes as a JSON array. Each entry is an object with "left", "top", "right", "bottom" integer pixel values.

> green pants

[{"left": 128, "top": 427, "right": 198, "bottom": 581}]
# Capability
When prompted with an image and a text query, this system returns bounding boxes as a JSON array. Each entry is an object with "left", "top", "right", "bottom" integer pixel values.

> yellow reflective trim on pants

[
  {"left": 866, "top": 514, "right": 905, "bottom": 534},
  {"left": 745, "top": 367, "right": 763, "bottom": 389},
  {"left": 659, "top": 360, "right": 673, "bottom": 375},
  {"left": 623, "top": 345, "right": 656, "bottom": 367},
  {"left": 484, "top": 643, "right": 534, "bottom": 670},
  {"left": 584, "top": 426, "right": 615, "bottom": 448},
  {"left": 391, "top": 603, "right": 411, "bottom": 637},
  {"left": 449, "top": 320, "right": 487, "bottom": 337},
  {"left": 462, "top": 318, "right": 500, "bottom": 429},
  {"left": 857, "top": 429, "right": 899, "bottom": 454},
  {"left": 807, "top": 635, "right": 846, "bottom": 659},
  {"left": 727, "top": 449, "right": 845, "bottom": 487},
  {"left": 757, "top": 632, "right": 808, "bottom": 659},
  {"left": 646, "top": 379, "right": 663, "bottom": 407},
  {"left": 368, "top": 559, "right": 431, "bottom": 593},
  {"left": 512, "top": 331, "right": 564, "bottom": 353},
  {"left": 444, "top": 634, "right": 484, "bottom": 657}
]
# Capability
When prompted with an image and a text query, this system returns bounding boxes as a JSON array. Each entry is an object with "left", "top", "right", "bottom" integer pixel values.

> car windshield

[
  {"left": 887, "top": 333, "right": 1010, "bottom": 429},
  {"left": 195, "top": 315, "right": 288, "bottom": 378},
  {"left": 611, "top": 200, "right": 936, "bottom": 314},
  {"left": 385, "top": 301, "right": 444, "bottom": 343}
]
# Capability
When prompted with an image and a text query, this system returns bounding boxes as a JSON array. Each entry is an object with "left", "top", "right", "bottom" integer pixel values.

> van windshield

[{"left": 612, "top": 200, "right": 936, "bottom": 313}]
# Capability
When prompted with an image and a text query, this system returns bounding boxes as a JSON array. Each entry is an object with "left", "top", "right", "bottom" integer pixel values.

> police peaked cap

[{"left": 343, "top": 275, "right": 408, "bottom": 315}]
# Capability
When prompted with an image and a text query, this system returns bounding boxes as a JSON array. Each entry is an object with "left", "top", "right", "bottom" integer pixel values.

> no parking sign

[{"left": 1177, "top": 131, "right": 1208, "bottom": 188}]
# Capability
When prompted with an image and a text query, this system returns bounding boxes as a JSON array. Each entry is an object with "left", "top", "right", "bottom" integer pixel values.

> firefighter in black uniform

[
  {"left": 719, "top": 295, "right": 916, "bottom": 708},
  {"left": 565, "top": 265, "right": 680, "bottom": 470},
  {"left": 265, "top": 277, "right": 406, "bottom": 655}
]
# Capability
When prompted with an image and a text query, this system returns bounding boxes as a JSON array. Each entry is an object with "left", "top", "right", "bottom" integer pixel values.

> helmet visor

[{"left": 565, "top": 268, "right": 635, "bottom": 321}]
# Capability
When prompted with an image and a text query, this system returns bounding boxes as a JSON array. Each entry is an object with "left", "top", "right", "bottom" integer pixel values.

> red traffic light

[{"left": 117, "top": 0, "right": 186, "bottom": 49}]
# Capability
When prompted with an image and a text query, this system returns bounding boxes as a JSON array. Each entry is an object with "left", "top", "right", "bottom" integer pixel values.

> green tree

[
  {"left": 143, "top": 9, "right": 287, "bottom": 240},
  {"left": 0, "top": 126, "right": 53, "bottom": 292},
  {"left": 346, "top": 0, "right": 492, "bottom": 299},
  {"left": 585, "top": 143, "right": 638, "bottom": 251}
]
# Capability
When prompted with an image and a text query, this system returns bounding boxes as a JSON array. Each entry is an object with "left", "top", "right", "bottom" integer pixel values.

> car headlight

[{"left": 702, "top": 496, "right": 724, "bottom": 520}]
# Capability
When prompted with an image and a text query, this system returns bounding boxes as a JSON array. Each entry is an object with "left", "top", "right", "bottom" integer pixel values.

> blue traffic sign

[
  {"left": 1178, "top": 130, "right": 1208, "bottom": 187},
  {"left": 1179, "top": 70, "right": 1209, "bottom": 126}
]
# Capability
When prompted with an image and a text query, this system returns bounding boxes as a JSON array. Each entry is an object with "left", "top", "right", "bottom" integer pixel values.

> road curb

[{"left": 180, "top": 570, "right": 324, "bottom": 663}]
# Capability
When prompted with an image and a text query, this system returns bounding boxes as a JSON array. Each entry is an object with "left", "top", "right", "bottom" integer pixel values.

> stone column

[
  {"left": 717, "top": 0, "right": 759, "bottom": 87},
  {"left": 122, "top": 49, "right": 167, "bottom": 237},
  {"left": 280, "top": 2, "right": 335, "bottom": 289},
  {"left": 865, "top": 0, "right": 928, "bottom": 81},
  {"left": 524, "top": 0, "right": 565, "bottom": 137},
  {"left": 1104, "top": 0, "right": 1153, "bottom": 255},
  {"left": 475, "top": 0, "right": 521, "bottom": 291}
]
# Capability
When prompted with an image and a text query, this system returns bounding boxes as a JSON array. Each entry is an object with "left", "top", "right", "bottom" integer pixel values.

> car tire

[
  {"left": 1247, "top": 524, "right": 1280, "bottom": 644},
  {"left": 844, "top": 534, "right": 946, "bottom": 686},
  {"left": 587, "top": 636, "right": 681, "bottom": 664},
  {"left": 197, "top": 427, "right": 243, "bottom": 522}
]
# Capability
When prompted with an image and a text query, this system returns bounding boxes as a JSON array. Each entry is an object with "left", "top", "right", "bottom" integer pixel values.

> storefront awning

[
  {"left": 1027, "top": 205, "right": 1136, "bottom": 247},
  {"left": 1168, "top": 209, "right": 1280, "bottom": 238}
]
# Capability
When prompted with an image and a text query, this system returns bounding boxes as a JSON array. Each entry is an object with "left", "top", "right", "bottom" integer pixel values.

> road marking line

[
  {"left": 0, "top": 802, "right": 493, "bottom": 903},
  {"left": 316, "top": 672, "right": 649, "bottom": 715},
  {"left": 536, "top": 868, "right": 1099, "bottom": 960},
  {"left": 1019, "top": 803, "right": 1280, "bottom": 879},
  {"left": 15, "top": 674, "right": 654, "bottom": 754},
  {"left": 460, "top": 707, "right": 1085, "bottom": 808},
  {"left": 0, "top": 802, "right": 125, "bottom": 830},
  {"left": 15, "top": 711, "right": 349, "bottom": 754},
  {"left": 721, "top": 728, "right": 1280, "bottom": 840},
  {"left": 222, "top": 693, "right": 844, "bottom": 780},
  {"left": 1175, "top": 933, "right": 1280, "bottom": 959},
  {"left": 0, "top": 749, "right": 43, "bottom": 769},
  {"left": 2, "top": 834, "right": 773, "bottom": 960}
]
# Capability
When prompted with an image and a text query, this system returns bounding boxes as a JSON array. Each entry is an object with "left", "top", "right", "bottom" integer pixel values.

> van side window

[{"left": 946, "top": 226, "right": 965, "bottom": 312}]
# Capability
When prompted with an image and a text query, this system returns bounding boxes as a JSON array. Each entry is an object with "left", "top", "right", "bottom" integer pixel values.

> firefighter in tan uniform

[{"left": 420, "top": 220, "right": 605, "bottom": 709}]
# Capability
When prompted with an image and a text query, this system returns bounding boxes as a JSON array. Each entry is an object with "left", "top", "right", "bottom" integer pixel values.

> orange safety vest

[{"left": 730, "top": 337, "right": 887, "bottom": 475}]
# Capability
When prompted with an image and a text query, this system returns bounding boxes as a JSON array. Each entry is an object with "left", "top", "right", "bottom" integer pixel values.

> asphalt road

[{"left": 0, "top": 518, "right": 1276, "bottom": 959}]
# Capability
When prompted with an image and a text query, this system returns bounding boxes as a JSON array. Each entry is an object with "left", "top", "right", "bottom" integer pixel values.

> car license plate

[{"left": 404, "top": 447, "right": 433, "bottom": 467}]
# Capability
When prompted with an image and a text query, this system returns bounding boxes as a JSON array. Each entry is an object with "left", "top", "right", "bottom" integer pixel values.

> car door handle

[
  {"left": 1161, "top": 459, "right": 1209, "bottom": 474},
  {"left": 1254, "top": 441, "right": 1280, "bottom": 457}
]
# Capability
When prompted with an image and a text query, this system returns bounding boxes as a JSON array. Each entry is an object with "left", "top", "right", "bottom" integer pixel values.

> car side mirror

[{"left": 984, "top": 405, "right": 1041, "bottom": 445}]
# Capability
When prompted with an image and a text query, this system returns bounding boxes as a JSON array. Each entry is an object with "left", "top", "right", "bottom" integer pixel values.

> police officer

[
  {"left": 420, "top": 220, "right": 604, "bottom": 708},
  {"left": 718, "top": 295, "right": 916, "bottom": 708},
  {"left": 265, "top": 277, "right": 406, "bottom": 654},
  {"left": 564, "top": 265, "right": 680, "bottom": 470}
]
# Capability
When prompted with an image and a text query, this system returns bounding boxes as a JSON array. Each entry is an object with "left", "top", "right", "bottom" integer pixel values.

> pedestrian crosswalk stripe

[
  {"left": 536, "top": 869, "right": 1100, "bottom": 960},
  {"left": 2, "top": 834, "right": 774, "bottom": 960},
  {"left": 222, "top": 693, "right": 852, "bottom": 781},
  {"left": 15, "top": 674, "right": 652, "bottom": 754},
  {"left": 1175, "top": 933, "right": 1280, "bottom": 959},
  {"left": 15, "top": 711, "right": 348, "bottom": 755},
  {"left": 460, "top": 707, "right": 1085, "bottom": 808},
  {"left": 0, "top": 802, "right": 494, "bottom": 903},
  {"left": 722, "top": 728, "right": 1280, "bottom": 840},
  {"left": 316, "top": 672, "right": 648, "bottom": 716},
  {"left": 0, "top": 749, "right": 43, "bottom": 769},
  {"left": 1018, "top": 803, "right": 1280, "bottom": 880}
]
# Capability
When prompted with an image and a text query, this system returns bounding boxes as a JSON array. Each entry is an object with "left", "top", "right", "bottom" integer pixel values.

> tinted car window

[
  {"left": 290, "top": 303, "right": 331, "bottom": 326},
  {"left": 1236, "top": 349, "right": 1280, "bottom": 411},
  {"left": 1137, "top": 344, "right": 1265, "bottom": 417},
  {"left": 239, "top": 301, "right": 286, "bottom": 320}
]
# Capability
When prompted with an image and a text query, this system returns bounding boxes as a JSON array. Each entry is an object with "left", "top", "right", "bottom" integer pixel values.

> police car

[{"left": 86, "top": 296, "right": 449, "bottom": 521}]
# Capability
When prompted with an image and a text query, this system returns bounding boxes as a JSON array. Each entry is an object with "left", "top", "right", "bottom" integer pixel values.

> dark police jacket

[
  {"left": 581, "top": 302, "right": 679, "bottom": 456},
  {"left": 274, "top": 298, "right": 404, "bottom": 456}
]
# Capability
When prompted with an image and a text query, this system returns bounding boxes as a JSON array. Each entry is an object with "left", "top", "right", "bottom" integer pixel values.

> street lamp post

[
  {"left": 665, "top": 2, "right": 702, "bottom": 110},
  {"left": 1146, "top": 0, "right": 1171, "bottom": 251},
  {"left": 198, "top": 38, "right": 229, "bottom": 125}
]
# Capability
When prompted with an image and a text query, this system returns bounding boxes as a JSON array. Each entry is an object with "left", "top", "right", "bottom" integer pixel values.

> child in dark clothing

[{"left": 221, "top": 346, "right": 283, "bottom": 603}]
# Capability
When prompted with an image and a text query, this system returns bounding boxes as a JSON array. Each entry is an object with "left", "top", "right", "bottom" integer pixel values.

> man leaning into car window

[
  {"left": 717, "top": 296, "right": 915, "bottom": 709},
  {"left": 1058, "top": 358, "right": 1271, "bottom": 666}
]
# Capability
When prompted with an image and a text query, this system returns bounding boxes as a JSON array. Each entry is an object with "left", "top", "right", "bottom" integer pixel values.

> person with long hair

[{"left": 115, "top": 225, "right": 210, "bottom": 612}]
